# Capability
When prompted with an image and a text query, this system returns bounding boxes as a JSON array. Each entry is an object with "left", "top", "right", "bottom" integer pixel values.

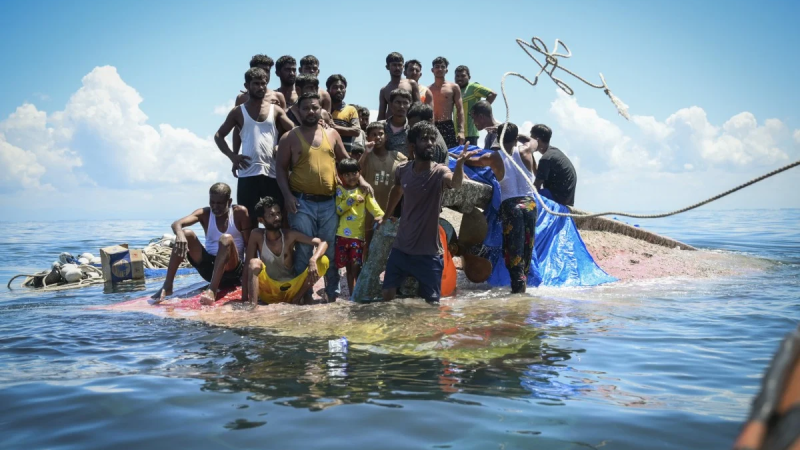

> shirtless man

[
  {"left": 286, "top": 74, "right": 333, "bottom": 127},
  {"left": 150, "top": 183, "right": 250, "bottom": 305},
  {"left": 403, "top": 59, "right": 433, "bottom": 106},
  {"left": 428, "top": 56, "right": 464, "bottom": 149},
  {"left": 378, "top": 52, "right": 420, "bottom": 121},
  {"left": 275, "top": 55, "right": 298, "bottom": 108},
  {"left": 299, "top": 55, "right": 332, "bottom": 112}
]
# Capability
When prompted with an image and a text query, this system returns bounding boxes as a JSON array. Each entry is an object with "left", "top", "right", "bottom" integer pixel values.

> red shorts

[{"left": 335, "top": 236, "right": 365, "bottom": 269}]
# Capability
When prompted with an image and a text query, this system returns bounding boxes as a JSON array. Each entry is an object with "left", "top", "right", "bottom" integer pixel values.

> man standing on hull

[
  {"left": 275, "top": 55, "right": 298, "bottom": 108},
  {"left": 299, "top": 55, "right": 332, "bottom": 112},
  {"left": 403, "top": 59, "right": 433, "bottom": 106},
  {"left": 454, "top": 65, "right": 496, "bottom": 147},
  {"left": 428, "top": 56, "right": 464, "bottom": 149},
  {"left": 326, "top": 74, "right": 362, "bottom": 155},
  {"left": 531, "top": 124, "right": 577, "bottom": 207},
  {"left": 378, "top": 52, "right": 420, "bottom": 121}
]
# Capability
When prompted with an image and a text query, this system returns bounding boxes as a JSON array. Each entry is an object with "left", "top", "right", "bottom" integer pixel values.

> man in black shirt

[{"left": 531, "top": 124, "right": 577, "bottom": 206}]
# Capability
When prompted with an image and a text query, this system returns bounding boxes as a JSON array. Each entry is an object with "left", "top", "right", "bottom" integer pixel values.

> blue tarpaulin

[
  {"left": 448, "top": 145, "right": 616, "bottom": 287},
  {"left": 144, "top": 268, "right": 194, "bottom": 279}
]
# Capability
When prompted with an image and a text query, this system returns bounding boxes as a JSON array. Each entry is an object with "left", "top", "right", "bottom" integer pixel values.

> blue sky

[{"left": 1, "top": 0, "right": 798, "bottom": 220}]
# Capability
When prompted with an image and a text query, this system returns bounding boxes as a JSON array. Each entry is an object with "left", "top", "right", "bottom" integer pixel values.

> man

[
  {"left": 382, "top": 121, "right": 476, "bottom": 304},
  {"left": 406, "top": 102, "right": 448, "bottom": 164},
  {"left": 378, "top": 52, "right": 420, "bottom": 121},
  {"left": 347, "top": 104, "right": 368, "bottom": 155},
  {"left": 215, "top": 67, "right": 295, "bottom": 225},
  {"left": 286, "top": 74, "right": 333, "bottom": 126},
  {"left": 275, "top": 55, "right": 298, "bottom": 108},
  {"left": 403, "top": 59, "right": 433, "bottom": 106},
  {"left": 464, "top": 123, "right": 537, "bottom": 293},
  {"left": 356, "top": 105, "right": 371, "bottom": 131},
  {"left": 299, "top": 54, "right": 332, "bottom": 112},
  {"left": 454, "top": 65, "right": 496, "bottom": 146},
  {"left": 471, "top": 100, "right": 531, "bottom": 150},
  {"left": 380, "top": 89, "right": 412, "bottom": 156},
  {"left": 326, "top": 74, "right": 362, "bottom": 155},
  {"left": 276, "top": 92, "right": 373, "bottom": 302},
  {"left": 150, "top": 183, "right": 250, "bottom": 305},
  {"left": 428, "top": 56, "right": 464, "bottom": 149},
  {"left": 531, "top": 124, "right": 577, "bottom": 206},
  {"left": 242, "top": 196, "right": 329, "bottom": 306}
]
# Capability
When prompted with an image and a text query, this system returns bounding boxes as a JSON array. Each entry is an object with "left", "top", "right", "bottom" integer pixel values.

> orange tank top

[{"left": 289, "top": 127, "right": 337, "bottom": 196}]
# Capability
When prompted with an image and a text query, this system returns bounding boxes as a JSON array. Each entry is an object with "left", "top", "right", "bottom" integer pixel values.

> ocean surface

[{"left": 0, "top": 209, "right": 798, "bottom": 450}]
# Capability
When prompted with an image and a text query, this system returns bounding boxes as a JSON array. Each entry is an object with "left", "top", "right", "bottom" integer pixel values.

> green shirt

[{"left": 458, "top": 82, "right": 493, "bottom": 137}]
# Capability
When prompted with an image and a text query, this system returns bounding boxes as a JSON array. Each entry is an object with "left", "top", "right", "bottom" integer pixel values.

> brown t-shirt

[
  {"left": 392, "top": 161, "right": 452, "bottom": 255},
  {"left": 362, "top": 150, "right": 408, "bottom": 210}
]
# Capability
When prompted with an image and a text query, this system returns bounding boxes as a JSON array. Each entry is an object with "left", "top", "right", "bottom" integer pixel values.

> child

[
  {"left": 359, "top": 122, "right": 408, "bottom": 210},
  {"left": 335, "top": 158, "right": 385, "bottom": 295}
]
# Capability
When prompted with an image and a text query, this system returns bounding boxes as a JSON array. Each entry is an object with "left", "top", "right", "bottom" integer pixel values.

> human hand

[
  {"left": 229, "top": 153, "right": 251, "bottom": 170},
  {"left": 307, "top": 258, "right": 320, "bottom": 285},
  {"left": 173, "top": 234, "right": 188, "bottom": 259},
  {"left": 358, "top": 178, "right": 374, "bottom": 196},
  {"left": 231, "top": 162, "right": 239, "bottom": 178},
  {"left": 457, "top": 149, "right": 479, "bottom": 163},
  {"left": 356, "top": 195, "right": 364, "bottom": 204},
  {"left": 365, "top": 141, "right": 375, "bottom": 153},
  {"left": 285, "top": 193, "right": 299, "bottom": 214},
  {"left": 457, "top": 133, "right": 465, "bottom": 146}
]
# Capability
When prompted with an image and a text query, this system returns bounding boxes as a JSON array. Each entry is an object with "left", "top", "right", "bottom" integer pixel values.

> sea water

[{"left": 0, "top": 209, "right": 798, "bottom": 450}]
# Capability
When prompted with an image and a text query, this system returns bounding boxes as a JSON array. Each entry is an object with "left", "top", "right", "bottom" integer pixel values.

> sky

[{"left": 0, "top": 0, "right": 798, "bottom": 221}]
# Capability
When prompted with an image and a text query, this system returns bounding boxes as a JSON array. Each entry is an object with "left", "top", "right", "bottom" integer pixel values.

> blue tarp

[
  {"left": 448, "top": 145, "right": 616, "bottom": 287},
  {"left": 144, "top": 268, "right": 194, "bottom": 279}
]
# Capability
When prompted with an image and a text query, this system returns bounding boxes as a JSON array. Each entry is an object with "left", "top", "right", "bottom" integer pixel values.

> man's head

[
  {"left": 366, "top": 121, "right": 386, "bottom": 149},
  {"left": 385, "top": 52, "right": 404, "bottom": 78},
  {"left": 470, "top": 100, "right": 494, "bottom": 130},
  {"left": 389, "top": 89, "right": 412, "bottom": 119},
  {"left": 350, "top": 146, "right": 364, "bottom": 161},
  {"left": 496, "top": 122, "right": 519, "bottom": 151},
  {"left": 275, "top": 55, "right": 297, "bottom": 85},
  {"left": 326, "top": 74, "right": 347, "bottom": 103},
  {"left": 299, "top": 55, "right": 320, "bottom": 75},
  {"left": 431, "top": 56, "right": 449, "bottom": 79},
  {"left": 298, "top": 92, "right": 322, "bottom": 126},
  {"left": 249, "top": 54, "right": 274, "bottom": 84},
  {"left": 408, "top": 121, "right": 439, "bottom": 161},
  {"left": 254, "top": 196, "right": 282, "bottom": 230},
  {"left": 295, "top": 73, "right": 320, "bottom": 96},
  {"left": 404, "top": 59, "right": 423, "bottom": 82},
  {"left": 407, "top": 102, "right": 434, "bottom": 128},
  {"left": 357, "top": 106, "right": 371, "bottom": 130},
  {"left": 244, "top": 68, "right": 268, "bottom": 99},
  {"left": 337, "top": 158, "right": 361, "bottom": 189},
  {"left": 208, "top": 182, "right": 232, "bottom": 217},
  {"left": 454, "top": 65, "right": 470, "bottom": 89},
  {"left": 530, "top": 124, "right": 552, "bottom": 152}
]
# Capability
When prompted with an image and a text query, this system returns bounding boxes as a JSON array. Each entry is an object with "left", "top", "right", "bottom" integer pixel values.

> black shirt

[{"left": 535, "top": 146, "right": 576, "bottom": 206}]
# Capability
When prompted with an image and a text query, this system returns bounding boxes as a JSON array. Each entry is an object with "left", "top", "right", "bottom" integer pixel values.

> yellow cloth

[
  {"left": 289, "top": 128, "right": 337, "bottom": 196},
  {"left": 335, "top": 186, "right": 384, "bottom": 240},
  {"left": 257, "top": 255, "right": 329, "bottom": 304}
]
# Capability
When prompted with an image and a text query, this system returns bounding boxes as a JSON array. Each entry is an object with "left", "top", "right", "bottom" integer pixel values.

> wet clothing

[
  {"left": 205, "top": 208, "right": 246, "bottom": 258},
  {"left": 335, "top": 186, "right": 384, "bottom": 240},
  {"left": 188, "top": 247, "right": 243, "bottom": 286},
  {"left": 498, "top": 144, "right": 535, "bottom": 202},
  {"left": 288, "top": 128, "right": 337, "bottom": 196},
  {"left": 499, "top": 196, "right": 537, "bottom": 293},
  {"left": 237, "top": 175, "right": 283, "bottom": 228},
  {"left": 259, "top": 230, "right": 294, "bottom": 282},
  {"left": 335, "top": 236, "right": 364, "bottom": 269},
  {"left": 459, "top": 82, "right": 494, "bottom": 137},
  {"left": 238, "top": 103, "right": 278, "bottom": 178},
  {"left": 331, "top": 103, "right": 361, "bottom": 153},
  {"left": 392, "top": 162, "right": 451, "bottom": 255},
  {"left": 288, "top": 194, "right": 339, "bottom": 301},
  {"left": 361, "top": 150, "right": 408, "bottom": 210},
  {"left": 383, "top": 250, "right": 444, "bottom": 303},
  {"left": 257, "top": 256, "right": 329, "bottom": 304},
  {"left": 535, "top": 145, "right": 576, "bottom": 206},
  {"left": 435, "top": 120, "right": 458, "bottom": 149}
]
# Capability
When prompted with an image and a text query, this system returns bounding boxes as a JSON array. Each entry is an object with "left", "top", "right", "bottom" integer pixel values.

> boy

[
  {"left": 335, "top": 158, "right": 385, "bottom": 295},
  {"left": 359, "top": 121, "right": 409, "bottom": 210}
]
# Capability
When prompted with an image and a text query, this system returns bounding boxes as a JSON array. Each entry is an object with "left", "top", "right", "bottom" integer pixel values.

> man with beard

[
  {"left": 428, "top": 56, "right": 464, "bottom": 149},
  {"left": 454, "top": 65, "right": 496, "bottom": 146},
  {"left": 242, "top": 196, "right": 330, "bottom": 306},
  {"left": 403, "top": 59, "right": 433, "bottom": 106},
  {"left": 215, "top": 67, "right": 295, "bottom": 225},
  {"left": 406, "top": 102, "right": 449, "bottom": 164},
  {"left": 381, "top": 121, "right": 476, "bottom": 304},
  {"left": 276, "top": 92, "right": 373, "bottom": 303},
  {"left": 150, "top": 183, "right": 250, "bottom": 305},
  {"left": 275, "top": 55, "right": 298, "bottom": 108},
  {"left": 299, "top": 54, "right": 332, "bottom": 112},
  {"left": 326, "top": 74, "right": 362, "bottom": 155},
  {"left": 286, "top": 74, "right": 333, "bottom": 127},
  {"left": 378, "top": 52, "right": 420, "bottom": 121}
]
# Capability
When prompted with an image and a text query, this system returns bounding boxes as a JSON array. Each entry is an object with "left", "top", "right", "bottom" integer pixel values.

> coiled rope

[{"left": 496, "top": 36, "right": 800, "bottom": 219}]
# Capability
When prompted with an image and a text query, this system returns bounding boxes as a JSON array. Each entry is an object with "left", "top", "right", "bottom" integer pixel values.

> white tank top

[
  {"left": 205, "top": 208, "right": 246, "bottom": 258},
  {"left": 260, "top": 230, "right": 294, "bottom": 281},
  {"left": 238, "top": 103, "right": 277, "bottom": 178},
  {"left": 498, "top": 145, "right": 535, "bottom": 202}
]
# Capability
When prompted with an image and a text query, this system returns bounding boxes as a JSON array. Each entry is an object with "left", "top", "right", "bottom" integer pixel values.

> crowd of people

[{"left": 150, "top": 52, "right": 578, "bottom": 307}]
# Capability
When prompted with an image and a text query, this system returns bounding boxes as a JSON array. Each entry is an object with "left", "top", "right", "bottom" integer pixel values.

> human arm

[
  {"left": 465, "top": 151, "right": 505, "bottom": 181},
  {"left": 241, "top": 228, "right": 262, "bottom": 304},
  {"left": 330, "top": 108, "right": 361, "bottom": 137},
  {"left": 275, "top": 91, "right": 287, "bottom": 110},
  {"left": 331, "top": 129, "right": 374, "bottom": 196},
  {"left": 335, "top": 186, "right": 357, "bottom": 216},
  {"left": 276, "top": 130, "right": 299, "bottom": 214},
  {"left": 409, "top": 79, "right": 421, "bottom": 103},
  {"left": 215, "top": 108, "right": 250, "bottom": 170},
  {"left": 377, "top": 88, "right": 387, "bottom": 121},
  {"left": 232, "top": 93, "right": 247, "bottom": 157},
  {"left": 383, "top": 183, "right": 404, "bottom": 222},
  {"left": 365, "top": 194, "right": 385, "bottom": 226},
  {"left": 519, "top": 142, "right": 537, "bottom": 177},
  {"left": 443, "top": 150, "right": 479, "bottom": 190},
  {"left": 233, "top": 205, "right": 252, "bottom": 245},
  {"left": 475, "top": 84, "right": 497, "bottom": 104},
  {"left": 171, "top": 208, "right": 205, "bottom": 258},
  {"left": 320, "top": 90, "right": 332, "bottom": 112},
  {"left": 453, "top": 85, "right": 465, "bottom": 144},
  {"left": 534, "top": 154, "right": 549, "bottom": 190}
]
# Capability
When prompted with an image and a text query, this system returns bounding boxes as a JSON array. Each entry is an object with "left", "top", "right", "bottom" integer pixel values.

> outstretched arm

[
  {"left": 465, "top": 151, "right": 505, "bottom": 181},
  {"left": 444, "top": 150, "right": 479, "bottom": 190}
]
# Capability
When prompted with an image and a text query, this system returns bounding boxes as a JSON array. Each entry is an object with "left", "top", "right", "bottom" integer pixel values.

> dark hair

[
  {"left": 357, "top": 106, "right": 371, "bottom": 117},
  {"left": 275, "top": 55, "right": 296, "bottom": 72},
  {"left": 326, "top": 74, "right": 347, "bottom": 89},
  {"left": 297, "top": 91, "right": 321, "bottom": 106},
  {"left": 496, "top": 122, "right": 519, "bottom": 144},
  {"left": 295, "top": 73, "right": 319, "bottom": 90},
  {"left": 386, "top": 52, "right": 404, "bottom": 65},
  {"left": 389, "top": 88, "right": 412, "bottom": 103},
  {"left": 337, "top": 157, "right": 360, "bottom": 174},
  {"left": 366, "top": 121, "right": 384, "bottom": 135},
  {"left": 300, "top": 55, "right": 319, "bottom": 68},
  {"left": 250, "top": 54, "right": 274, "bottom": 69},
  {"left": 408, "top": 121, "right": 438, "bottom": 145},
  {"left": 209, "top": 182, "right": 231, "bottom": 198},
  {"left": 244, "top": 67, "right": 268, "bottom": 84},
  {"left": 432, "top": 56, "right": 449, "bottom": 67},
  {"left": 407, "top": 102, "right": 433, "bottom": 122},
  {"left": 455, "top": 65, "right": 470, "bottom": 77},
  {"left": 350, "top": 147, "right": 364, "bottom": 157},
  {"left": 471, "top": 100, "right": 493, "bottom": 117},
  {"left": 254, "top": 196, "right": 279, "bottom": 218},
  {"left": 530, "top": 124, "right": 552, "bottom": 143},
  {"left": 404, "top": 59, "right": 422, "bottom": 71}
]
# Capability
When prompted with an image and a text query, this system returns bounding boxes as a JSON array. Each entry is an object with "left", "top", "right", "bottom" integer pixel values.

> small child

[
  {"left": 335, "top": 158, "right": 385, "bottom": 295},
  {"left": 359, "top": 121, "right": 408, "bottom": 210}
]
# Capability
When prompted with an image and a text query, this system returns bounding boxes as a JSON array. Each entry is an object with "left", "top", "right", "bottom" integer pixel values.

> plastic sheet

[
  {"left": 143, "top": 268, "right": 195, "bottom": 279},
  {"left": 448, "top": 145, "right": 616, "bottom": 287}
]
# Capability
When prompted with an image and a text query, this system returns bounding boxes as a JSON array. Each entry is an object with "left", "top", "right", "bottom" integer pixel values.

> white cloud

[
  {"left": 0, "top": 134, "right": 48, "bottom": 190},
  {"left": 214, "top": 99, "right": 235, "bottom": 116}
]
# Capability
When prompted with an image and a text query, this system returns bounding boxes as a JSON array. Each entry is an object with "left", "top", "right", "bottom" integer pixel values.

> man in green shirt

[{"left": 454, "top": 65, "right": 497, "bottom": 146}]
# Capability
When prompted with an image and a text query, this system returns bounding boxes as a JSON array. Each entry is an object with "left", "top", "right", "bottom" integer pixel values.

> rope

[{"left": 495, "top": 35, "right": 800, "bottom": 220}]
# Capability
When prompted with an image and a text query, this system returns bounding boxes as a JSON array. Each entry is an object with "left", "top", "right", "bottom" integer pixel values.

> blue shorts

[{"left": 383, "top": 249, "right": 443, "bottom": 302}]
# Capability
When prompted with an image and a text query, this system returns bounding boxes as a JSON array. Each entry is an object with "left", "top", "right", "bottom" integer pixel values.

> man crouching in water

[
  {"left": 150, "top": 183, "right": 250, "bottom": 305},
  {"left": 242, "top": 196, "right": 329, "bottom": 307}
]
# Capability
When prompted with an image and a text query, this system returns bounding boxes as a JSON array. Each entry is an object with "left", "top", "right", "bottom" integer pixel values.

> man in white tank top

[
  {"left": 215, "top": 67, "right": 295, "bottom": 228},
  {"left": 464, "top": 123, "right": 539, "bottom": 293},
  {"left": 150, "top": 183, "right": 251, "bottom": 305}
]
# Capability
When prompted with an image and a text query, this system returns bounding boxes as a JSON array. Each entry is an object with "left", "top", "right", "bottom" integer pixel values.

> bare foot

[
  {"left": 148, "top": 286, "right": 172, "bottom": 305},
  {"left": 199, "top": 289, "right": 217, "bottom": 306}
]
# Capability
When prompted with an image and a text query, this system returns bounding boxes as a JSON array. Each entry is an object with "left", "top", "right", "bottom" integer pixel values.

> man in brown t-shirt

[{"left": 381, "top": 121, "right": 476, "bottom": 303}]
